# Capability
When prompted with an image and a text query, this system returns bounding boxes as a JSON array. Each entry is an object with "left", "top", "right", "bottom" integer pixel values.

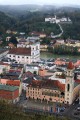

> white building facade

[
  {"left": 17, "top": 42, "right": 40, "bottom": 63},
  {"left": 45, "top": 15, "right": 71, "bottom": 24},
  {"left": 65, "top": 62, "right": 75, "bottom": 104},
  {"left": 7, "top": 42, "right": 40, "bottom": 64}
]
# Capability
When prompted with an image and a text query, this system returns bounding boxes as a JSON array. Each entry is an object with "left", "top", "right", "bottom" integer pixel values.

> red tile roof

[
  {"left": 75, "top": 80, "right": 80, "bottom": 83},
  {"left": 8, "top": 48, "right": 31, "bottom": 55},
  {"left": 25, "top": 71, "right": 34, "bottom": 76},
  {"left": 74, "top": 60, "right": 80, "bottom": 67},
  {"left": 29, "top": 79, "right": 65, "bottom": 91},
  {"left": 9, "top": 69, "right": 21, "bottom": 73},
  {"left": 57, "top": 81, "right": 65, "bottom": 91},
  {"left": 67, "top": 61, "right": 74, "bottom": 69},
  {"left": 0, "top": 62, "right": 9, "bottom": 66},
  {"left": 7, "top": 80, "right": 20, "bottom": 86}
]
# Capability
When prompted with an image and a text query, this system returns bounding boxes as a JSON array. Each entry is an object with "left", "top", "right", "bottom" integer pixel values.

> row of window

[
  {"left": 9, "top": 55, "right": 29, "bottom": 59},
  {"left": 32, "top": 46, "right": 39, "bottom": 50},
  {"left": 28, "top": 88, "right": 59, "bottom": 93},
  {"left": 27, "top": 91, "right": 40, "bottom": 94},
  {"left": 28, "top": 97, "right": 64, "bottom": 102},
  {"left": 28, "top": 88, "right": 39, "bottom": 91},
  {"left": 27, "top": 92, "right": 64, "bottom": 98}
]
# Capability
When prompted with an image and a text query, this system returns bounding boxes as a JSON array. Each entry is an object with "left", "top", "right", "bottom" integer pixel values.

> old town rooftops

[
  {"left": 28, "top": 79, "right": 65, "bottom": 91},
  {"left": 7, "top": 80, "right": 20, "bottom": 86},
  {"left": 1, "top": 75, "right": 19, "bottom": 80},
  {"left": 8, "top": 47, "right": 31, "bottom": 55},
  {"left": 0, "top": 84, "right": 19, "bottom": 92}
]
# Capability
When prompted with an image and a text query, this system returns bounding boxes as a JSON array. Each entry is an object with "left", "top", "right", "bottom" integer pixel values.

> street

[{"left": 16, "top": 91, "right": 80, "bottom": 120}]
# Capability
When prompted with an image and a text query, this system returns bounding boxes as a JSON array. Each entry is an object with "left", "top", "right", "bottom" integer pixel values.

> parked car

[{"left": 77, "top": 106, "right": 80, "bottom": 111}]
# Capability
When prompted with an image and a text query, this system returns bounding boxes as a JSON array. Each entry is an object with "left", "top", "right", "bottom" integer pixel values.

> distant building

[
  {"left": 0, "top": 77, "right": 22, "bottom": 96},
  {"left": 0, "top": 62, "right": 10, "bottom": 71},
  {"left": 0, "top": 49, "right": 9, "bottom": 59},
  {"left": 30, "top": 31, "right": 46, "bottom": 38},
  {"left": 6, "top": 36, "right": 11, "bottom": 42},
  {"left": 38, "top": 69, "right": 46, "bottom": 77},
  {"left": 0, "top": 65, "right": 7, "bottom": 74},
  {"left": 25, "top": 65, "right": 39, "bottom": 74},
  {"left": 45, "top": 15, "right": 71, "bottom": 24},
  {"left": 26, "top": 62, "right": 80, "bottom": 105},
  {"left": 6, "top": 30, "right": 12, "bottom": 34},
  {"left": 7, "top": 44, "right": 40, "bottom": 64},
  {"left": 0, "top": 84, "right": 19, "bottom": 103},
  {"left": 26, "top": 79, "right": 65, "bottom": 103}
]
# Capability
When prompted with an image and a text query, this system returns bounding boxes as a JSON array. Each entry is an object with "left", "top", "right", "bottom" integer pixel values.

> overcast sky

[{"left": 0, "top": 0, "right": 79, "bottom": 5}]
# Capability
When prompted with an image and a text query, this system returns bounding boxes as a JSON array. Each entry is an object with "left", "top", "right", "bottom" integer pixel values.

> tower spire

[{"left": 67, "top": 61, "right": 74, "bottom": 69}]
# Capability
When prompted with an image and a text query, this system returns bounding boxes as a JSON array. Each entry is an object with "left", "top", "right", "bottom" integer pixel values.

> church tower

[{"left": 65, "top": 62, "right": 74, "bottom": 105}]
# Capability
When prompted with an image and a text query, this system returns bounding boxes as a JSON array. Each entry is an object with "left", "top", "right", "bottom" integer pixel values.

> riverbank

[{"left": 40, "top": 51, "right": 80, "bottom": 60}]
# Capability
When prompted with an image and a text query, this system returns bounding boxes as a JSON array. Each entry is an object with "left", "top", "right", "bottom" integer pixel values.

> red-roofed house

[
  {"left": 7, "top": 80, "right": 20, "bottom": 86},
  {"left": 7, "top": 44, "right": 40, "bottom": 64},
  {"left": 26, "top": 62, "right": 80, "bottom": 105},
  {"left": 54, "top": 58, "right": 66, "bottom": 65},
  {"left": 0, "top": 62, "right": 10, "bottom": 71},
  {"left": 26, "top": 79, "right": 65, "bottom": 103},
  {"left": 0, "top": 79, "right": 22, "bottom": 96},
  {"left": 74, "top": 60, "right": 80, "bottom": 67}
]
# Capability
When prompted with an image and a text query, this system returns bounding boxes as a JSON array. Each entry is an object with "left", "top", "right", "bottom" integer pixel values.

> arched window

[{"left": 67, "top": 84, "right": 70, "bottom": 92}]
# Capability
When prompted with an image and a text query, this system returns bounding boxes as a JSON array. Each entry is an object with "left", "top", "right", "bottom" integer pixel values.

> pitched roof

[
  {"left": 67, "top": 61, "right": 74, "bottom": 69},
  {"left": 1, "top": 76, "right": 19, "bottom": 80},
  {"left": 75, "top": 79, "right": 80, "bottom": 83},
  {"left": 7, "top": 80, "right": 20, "bottom": 86},
  {"left": 0, "top": 62, "right": 9, "bottom": 66},
  {"left": 0, "top": 84, "right": 19, "bottom": 92},
  {"left": 25, "top": 71, "right": 34, "bottom": 76},
  {"left": 8, "top": 47, "right": 31, "bottom": 55},
  {"left": 22, "top": 71, "right": 34, "bottom": 79},
  {"left": 29, "top": 79, "right": 65, "bottom": 91}
]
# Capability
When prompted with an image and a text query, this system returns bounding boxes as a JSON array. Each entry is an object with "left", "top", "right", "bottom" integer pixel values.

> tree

[
  {"left": 9, "top": 36, "right": 18, "bottom": 46},
  {"left": 33, "top": 71, "right": 37, "bottom": 75}
]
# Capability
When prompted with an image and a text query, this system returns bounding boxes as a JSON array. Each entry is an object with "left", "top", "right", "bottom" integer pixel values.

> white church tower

[{"left": 65, "top": 62, "right": 74, "bottom": 105}]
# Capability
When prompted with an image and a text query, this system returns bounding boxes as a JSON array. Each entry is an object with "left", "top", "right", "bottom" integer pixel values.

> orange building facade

[{"left": 26, "top": 80, "right": 65, "bottom": 103}]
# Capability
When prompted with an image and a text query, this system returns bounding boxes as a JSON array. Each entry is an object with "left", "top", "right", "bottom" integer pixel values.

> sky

[{"left": 0, "top": 0, "right": 79, "bottom": 6}]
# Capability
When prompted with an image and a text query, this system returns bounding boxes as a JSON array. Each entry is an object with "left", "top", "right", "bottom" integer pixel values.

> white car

[{"left": 77, "top": 106, "right": 80, "bottom": 111}]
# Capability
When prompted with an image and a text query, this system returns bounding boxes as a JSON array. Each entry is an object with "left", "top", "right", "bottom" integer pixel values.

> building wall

[
  {"left": 73, "top": 84, "right": 80, "bottom": 101},
  {"left": 19, "top": 82, "right": 22, "bottom": 96},
  {"left": 38, "top": 69, "right": 46, "bottom": 77},
  {"left": 30, "top": 42, "right": 40, "bottom": 62},
  {"left": 25, "top": 66, "right": 39, "bottom": 74},
  {"left": 65, "top": 69, "right": 74, "bottom": 104},
  {"left": 0, "top": 89, "right": 19, "bottom": 100},
  {"left": 7, "top": 42, "right": 40, "bottom": 64},
  {"left": 26, "top": 87, "right": 65, "bottom": 103},
  {"left": 22, "top": 83, "right": 27, "bottom": 90},
  {"left": 0, "top": 79, "right": 8, "bottom": 85},
  {"left": 0, "top": 50, "right": 9, "bottom": 59},
  {"left": 0, "top": 79, "right": 22, "bottom": 97},
  {"left": 7, "top": 54, "right": 32, "bottom": 64},
  {"left": 0, "top": 65, "right": 10, "bottom": 73}
]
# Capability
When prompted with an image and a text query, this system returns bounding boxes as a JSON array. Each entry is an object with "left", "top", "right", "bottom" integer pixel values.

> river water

[{"left": 40, "top": 52, "right": 80, "bottom": 60}]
